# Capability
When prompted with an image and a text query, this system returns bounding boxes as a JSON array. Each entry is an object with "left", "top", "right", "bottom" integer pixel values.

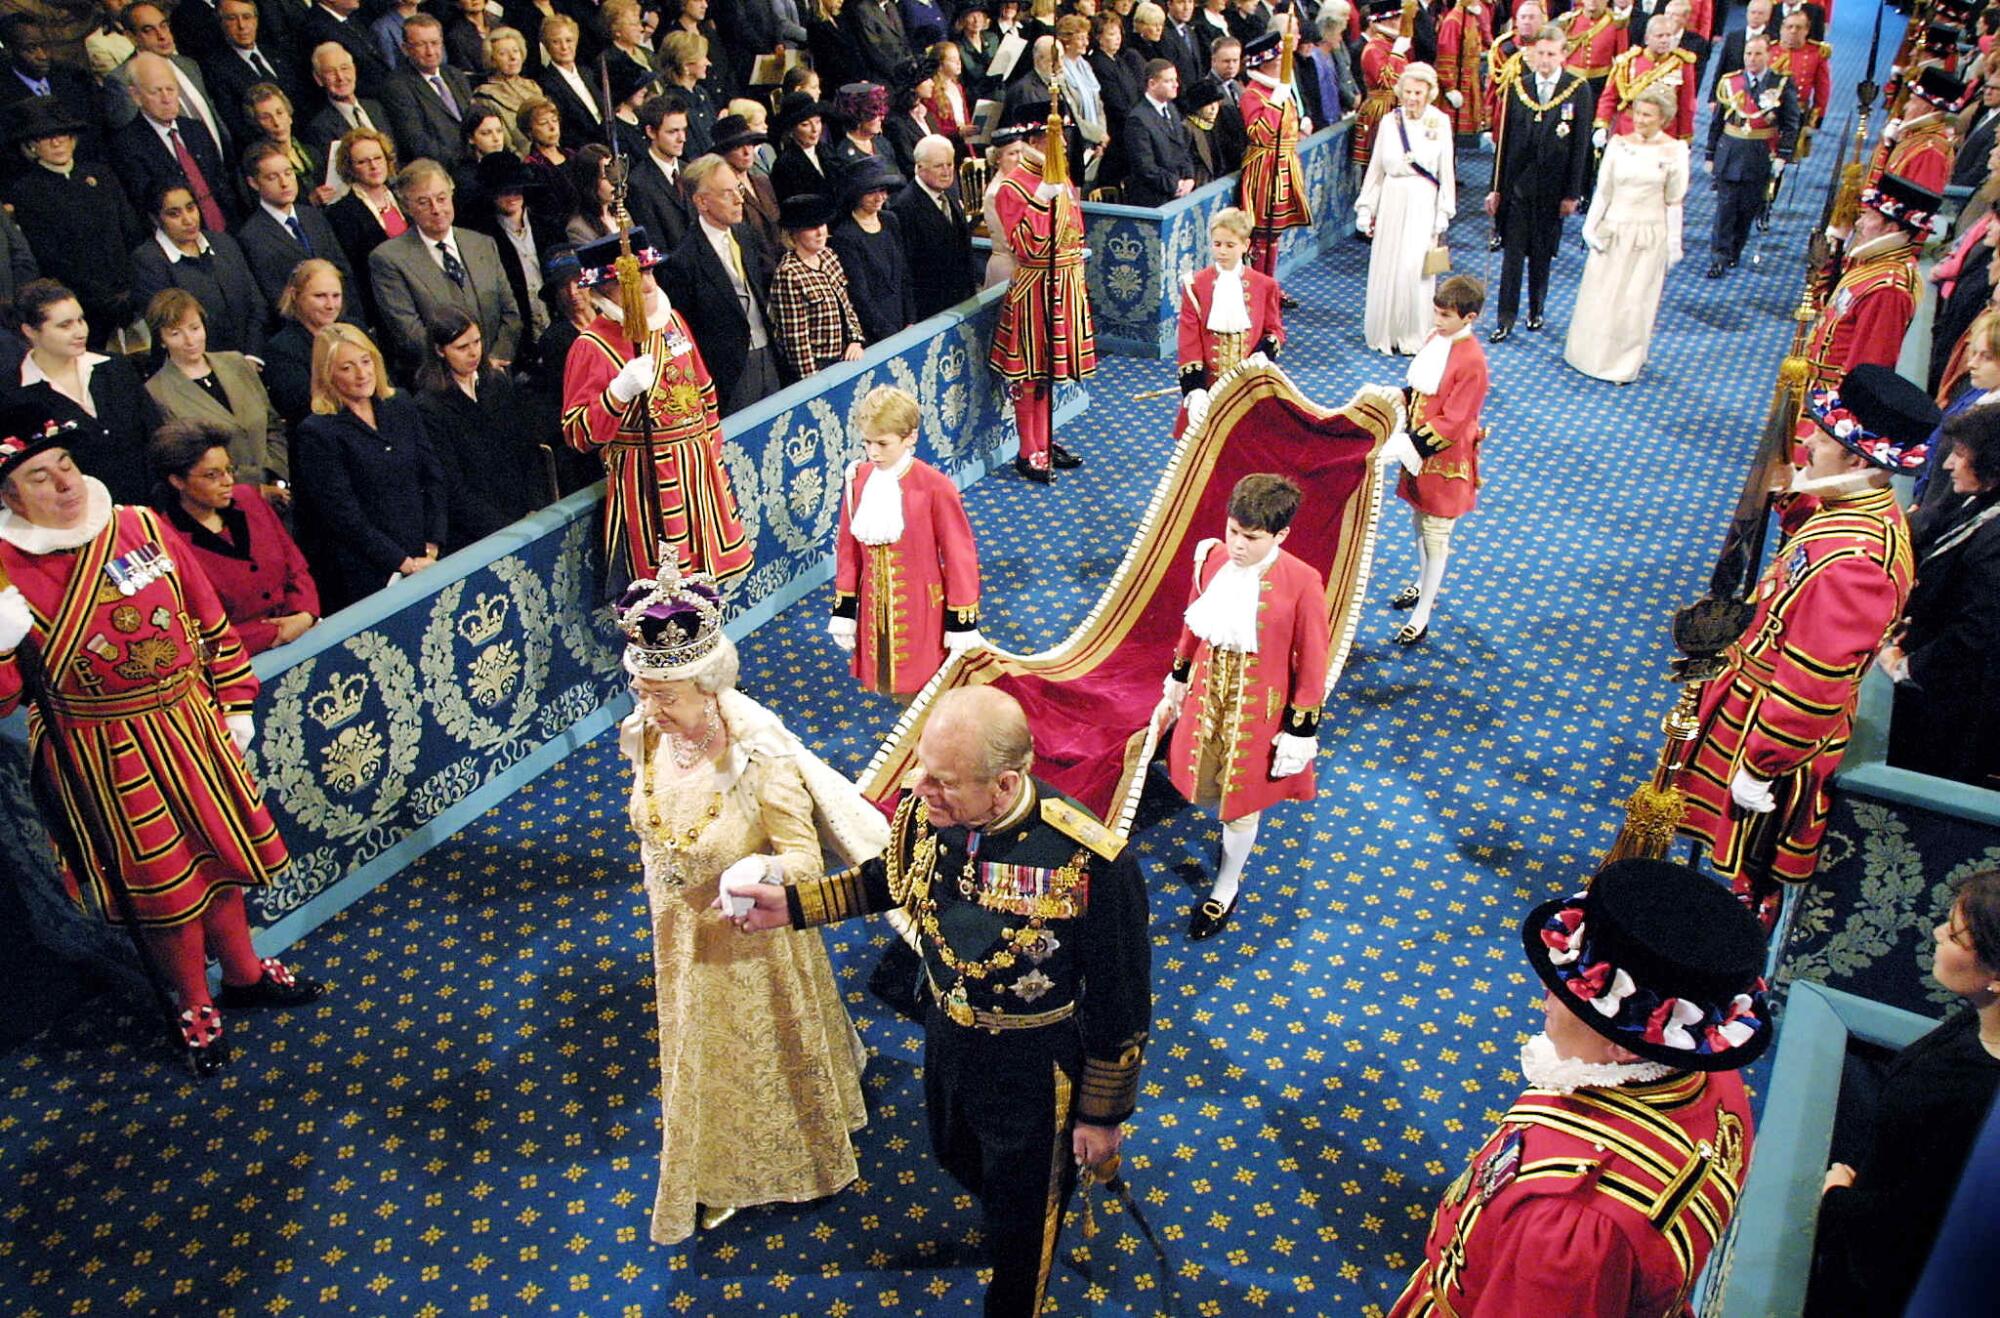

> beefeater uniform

[
  {"left": 988, "top": 158, "right": 1096, "bottom": 473},
  {"left": 1771, "top": 38, "right": 1833, "bottom": 137},
  {"left": 1386, "top": 1070, "right": 1755, "bottom": 1318},
  {"left": 1867, "top": 111, "right": 1958, "bottom": 195},
  {"left": 1354, "top": 33, "right": 1411, "bottom": 170},
  {"left": 1166, "top": 540, "right": 1330, "bottom": 822},
  {"left": 1678, "top": 485, "right": 1913, "bottom": 921},
  {"left": 1399, "top": 330, "right": 1491, "bottom": 519},
  {"left": 1174, "top": 263, "right": 1284, "bottom": 437},
  {"left": 830, "top": 457, "right": 981, "bottom": 697},
  {"left": 1437, "top": 0, "right": 1495, "bottom": 134},
  {"left": 1595, "top": 46, "right": 1698, "bottom": 138},
  {"left": 783, "top": 783, "right": 1150, "bottom": 1318},
  {"left": 0, "top": 503, "right": 287, "bottom": 928},
  {"left": 561, "top": 308, "right": 754, "bottom": 583},
  {"left": 1239, "top": 76, "right": 1314, "bottom": 277},
  {"left": 1801, "top": 236, "right": 1921, "bottom": 392}
]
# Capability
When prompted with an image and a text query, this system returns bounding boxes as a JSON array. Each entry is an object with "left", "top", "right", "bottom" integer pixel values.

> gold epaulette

[
  {"left": 1041, "top": 797, "right": 1124, "bottom": 861},
  {"left": 1816, "top": 40, "right": 1832, "bottom": 57}
]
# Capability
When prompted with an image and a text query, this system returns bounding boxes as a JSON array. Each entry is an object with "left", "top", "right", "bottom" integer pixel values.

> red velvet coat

[
  {"left": 1771, "top": 40, "right": 1833, "bottom": 127},
  {"left": 1175, "top": 263, "right": 1285, "bottom": 436},
  {"left": 831, "top": 458, "right": 981, "bottom": 697},
  {"left": 1595, "top": 48, "right": 1697, "bottom": 139},
  {"left": 1398, "top": 333, "right": 1491, "bottom": 519},
  {"left": 1387, "top": 1070, "right": 1755, "bottom": 1318},
  {"left": 1166, "top": 542, "right": 1330, "bottom": 821},
  {"left": 1803, "top": 240, "right": 1921, "bottom": 392},
  {"left": 163, "top": 486, "right": 320, "bottom": 656}
]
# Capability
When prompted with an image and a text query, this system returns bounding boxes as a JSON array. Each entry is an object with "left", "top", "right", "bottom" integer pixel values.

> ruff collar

[{"left": 0, "top": 475, "right": 113, "bottom": 553}]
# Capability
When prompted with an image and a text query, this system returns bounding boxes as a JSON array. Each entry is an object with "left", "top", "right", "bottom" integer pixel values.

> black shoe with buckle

[
  {"left": 1525, "top": 313, "right": 1545, "bottom": 332},
  {"left": 1706, "top": 260, "right": 1726, "bottom": 279},
  {"left": 1390, "top": 584, "right": 1420, "bottom": 610},
  {"left": 1394, "top": 620, "right": 1429, "bottom": 647},
  {"left": 1487, "top": 231, "right": 1503, "bottom": 251},
  {"left": 1015, "top": 456, "right": 1054, "bottom": 484},
  {"left": 1188, "top": 895, "right": 1236, "bottom": 940},
  {"left": 217, "top": 958, "right": 328, "bottom": 1010},
  {"left": 1049, "top": 442, "right": 1083, "bottom": 469},
  {"left": 1490, "top": 322, "right": 1514, "bottom": 343},
  {"left": 180, "top": 1004, "right": 230, "bottom": 1077}
]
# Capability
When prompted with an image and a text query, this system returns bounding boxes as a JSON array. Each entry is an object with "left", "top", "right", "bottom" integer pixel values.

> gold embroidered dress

[{"left": 621, "top": 693, "right": 868, "bottom": 1244}]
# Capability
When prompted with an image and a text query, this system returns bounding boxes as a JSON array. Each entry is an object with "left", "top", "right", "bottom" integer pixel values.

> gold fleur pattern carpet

[{"left": 0, "top": 10, "right": 1884, "bottom": 1314}]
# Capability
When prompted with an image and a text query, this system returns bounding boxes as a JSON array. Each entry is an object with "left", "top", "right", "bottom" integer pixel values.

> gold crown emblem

[
  {"left": 457, "top": 592, "right": 512, "bottom": 646},
  {"left": 308, "top": 673, "right": 369, "bottom": 730}
]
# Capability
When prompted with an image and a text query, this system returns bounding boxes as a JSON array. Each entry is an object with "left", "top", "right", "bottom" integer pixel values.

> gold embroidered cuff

[
  {"left": 1282, "top": 703, "right": 1321, "bottom": 737},
  {"left": 831, "top": 590, "right": 858, "bottom": 621},
  {"left": 788, "top": 868, "right": 870, "bottom": 928},
  {"left": 1077, "top": 1044, "right": 1145, "bottom": 1125}
]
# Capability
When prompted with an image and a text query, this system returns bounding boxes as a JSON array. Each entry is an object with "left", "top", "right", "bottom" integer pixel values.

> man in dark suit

[
  {"left": 109, "top": 53, "right": 240, "bottom": 227},
  {"left": 889, "top": 132, "right": 975, "bottom": 320},
  {"left": 102, "top": 2, "right": 231, "bottom": 152},
  {"left": 1134, "top": 1, "right": 1203, "bottom": 103},
  {"left": 369, "top": 159, "right": 523, "bottom": 373},
  {"left": 1953, "top": 68, "right": 2000, "bottom": 191},
  {"left": 1123, "top": 59, "right": 1199, "bottom": 207},
  {"left": 2, "top": 102, "right": 146, "bottom": 347},
  {"left": 302, "top": 0, "right": 396, "bottom": 101},
  {"left": 381, "top": 14, "right": 474, "bottom": 169},
  {"left": 201, "top": 0, "right": 306, "bottom": 147},
  {"left": 169, "top": 0, "right": 227, "bottom": 62},
  {"left": 1705, "top": 33, "right": 1798, "bottom": 278},
  {"left": 661, "top": 154, "right": 782, "bottom": 415},
  {"left": 1486, "top": 27, "right": 1594, "bottom": 339},
  {"left": 236, "top": 141, "right": 357, "bottom": 311},
  {"left": 301, "top": 42, "right": 393, "bottom": 163},
  {"left": 627, "top": 94, "right": 698, "bottom": 254},
  {"left": 0, "top": 16, "right": 108, "bottom": 167},
  {"left": 849, "top": 0, "right": 913, "bottom": 82},
  {"left": 1708, "top": 0, "right": 1773, "bottom": 96},
  {"left": 1205, "top": 37, "right": 1249, "bottom": 172}
]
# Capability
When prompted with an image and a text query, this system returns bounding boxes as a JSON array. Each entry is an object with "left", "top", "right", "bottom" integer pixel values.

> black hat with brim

[
  {"left": 772, "top": 92, "right": 830, "bottom": 139},
  {"left": 991, "top": 96, "right": 1053, "bottom": 144},
  {"left": 1806, "top": 363, "right": 1943, "bottom": 471},
  {"left": 575, "top": 227, "right": 666, "bottom": 289},
  {"left": 709, "top": 113, "right": 769, "bottom": 155},
  {"left": 1242, "top": 29, "right": 1282, "bottom": 66},
  {"left": 0, "top": 407, "right": 79, "bottom": 487},
  {"left": 1522, "top": 859, "right": 1771, "bottom": 1072},
  {"left": 840, "top": 161, "right": 905, "bottom": 208},
  {"left": 1915, "top": 64, "right": 1967, "bottom": 106},
  {"left": 475, "top": 152, "right": 543, "bottom": 196},
  {"left": 779, "top": 191, "right": 837, "bottom": 230},
  {"left": 6, "top": 98, "right": 87, "bottom": 144},
  {"left": 1183, "top": 77, "right": 1227, "bottom": 112}
]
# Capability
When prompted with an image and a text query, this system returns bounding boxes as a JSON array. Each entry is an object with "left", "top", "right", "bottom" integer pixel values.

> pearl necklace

[{"left": 662, "top": 700, "right": 721, "bottom": 770}]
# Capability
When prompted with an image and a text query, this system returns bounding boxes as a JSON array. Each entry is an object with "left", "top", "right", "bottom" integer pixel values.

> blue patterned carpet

[{"left": 0, "top": 12, "right": 1891, "bottom": 1316}]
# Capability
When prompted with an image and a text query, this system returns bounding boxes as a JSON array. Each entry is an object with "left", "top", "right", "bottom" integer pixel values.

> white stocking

[
  {"left": 1212, "top": 811, "right": 1262, "bottom": 910},
  {"left": 1407, "top": 507, "right": 1429, "bottom": 593},
  {"left": 1408, "top": 515, "right": 1454, "bottom": 633}
]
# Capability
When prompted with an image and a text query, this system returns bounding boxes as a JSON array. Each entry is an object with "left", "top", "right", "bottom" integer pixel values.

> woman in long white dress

[
  {"left": 1355, "top": 64, "right": 1457, "bottom": 355},
  {"left": 1564, "top": 85, "right": 1688, "bottom": 383},
  {"left": 614, "top": 565, "right": 885, "bottom": 1245}
]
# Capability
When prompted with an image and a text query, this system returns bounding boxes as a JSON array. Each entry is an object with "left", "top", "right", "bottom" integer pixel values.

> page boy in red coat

[
  {"left": 830, "top": 385, "right": 983, "bottom": 700},
  {"left": 1379, "top": 275, "right": 1492, "bottom": 646},
  {"left": 1150, "top": 474, "right": 1331, "bottom": 941},
  {"left": 1176, "top": 207, "right": 1285, "bottom": 437}
]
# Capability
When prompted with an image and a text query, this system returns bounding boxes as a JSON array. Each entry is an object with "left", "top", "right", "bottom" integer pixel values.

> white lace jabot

[
  {"left": 848, "top": 453, "right": 913, "bottom": 546},
  {"left": 1183, "top": 538, "right": 1277, "bottom": 652}
]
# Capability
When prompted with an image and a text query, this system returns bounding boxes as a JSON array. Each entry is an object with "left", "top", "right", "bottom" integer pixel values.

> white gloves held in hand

[
  {"left": 1592, "top": 126, "right": 1608, "bottom": 151},
  {"left": 1378, "top": 429, "right": 1423, "bottom": 476},
  {"left": 1151, "top": 676, "right": 1188, "bottom": 736},
  {"left": 828, "top": 615, "right": 856, "bottom": 652},
  {"left": 717, "top": 854, "right": 780, "bottom": 918},
  {"left": 1183, "top": 387, "right": 1213, "bottom": 432},
  {"left": 607, "top": 353, "right": 656, "bottom": 405},
  {"left": 226, "top": 713, "right": 256, "bottom": 755},
  {"left": 1271, "top": 732, "right": 1316, "bottom": 779},
  {"left": 1445, "top": 90, "right": 1464, "bottom": 108},
  {"left": 1729, "top": 768, "right": 1776, "bottom": 814},
  {"left": 0, "top": 586, "right": 32, "bottom": 652}
]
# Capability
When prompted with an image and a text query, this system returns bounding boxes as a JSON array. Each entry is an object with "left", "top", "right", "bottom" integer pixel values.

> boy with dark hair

[
  {"left": 1381, "top": 273, "right": 1491, "bottom": 646},
  {"left": 1152, "top": 472, "right": 1331, "bottom": 939}
]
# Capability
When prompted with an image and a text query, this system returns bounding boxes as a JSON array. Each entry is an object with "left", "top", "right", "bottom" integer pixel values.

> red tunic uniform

[
  {"left": 1483, "top": 32, "right": 1527, "bottom": 126},
  {"left": 0, "top": 503, "right": 287, "bottom": 928},
  {"left": 1354, "top": 36, "right": 1410, "bottom": 169},
  {"left": 1595, "top": 48, "right": 1698, "bottom": 139},
  {"left": 1437, "top": 1, "right": 1495, "bottom": 134},
  {"left": 1387, "top": 1070, "right": 1755, "bottom": 1318},
  {"left": 1565, "top": 9, "right": 1625, "bottom": 84},
  {"left": 1678, "top": 485, "right": 1913, "bottom": 914},
  {"left": 1166, "top": 542, "right": 1330, "bottom": 822},
  {"left": 1771, "top": 39, "right": 1833, "bottom": 130},
  {"left": 1175, "top": 263, "right": 1285, "bottom": 436},
  {"left": 1398, "top": 332, "right": 1491, "bottom": 519},
  {"left": 562, "top": 308, "right": 753, "bottom": 583},
  {"left": 1802, "top": 239, "right": 1921, "bottom": 392},
  {"left": 831, "top": 458, "right": 981, "bottom": 697},
  {"left": 1867, "top": 112, "right": 1957, "bottom": 195},
  {"left": 1239, "top": 77, "right": 1313, "bottom": 276}
]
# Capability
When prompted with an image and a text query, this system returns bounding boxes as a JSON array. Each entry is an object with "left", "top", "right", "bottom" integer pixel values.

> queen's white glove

[
  {"left": 828, "top": 615, "right": 856, "bottom": 652},
  {"left": 1591, "top": 126, "right": 1608, "bottom": 151},
  {"left": 0, "top": 586, "right": 32, "bottom": 653},
  {"left": 1271, "top": 732, "right": 1316, "bottom": 778},
  {"left": 1445, "top": 89, "right": 1463, "bottom": 108},
  {"left": 607, "top": 353, "right": 656, "bottom": 405},
  {"left": 1729, "top": 768, "right": 1776, "bottom": 814},
  {"left": 1583, "top": 226, "right": 1609, "bottom": 253},
  {"left": 716, "top": 854, "right": 779, "bottom": 918},
  {"left": 226, "top": 713, "right": 256, "bottom": 755},
  {"left": 1378, "top": 428, "right": 1423, "bottom": 476},
  {"left": 1184, "top": 387, "right": 1213, "bottom": 432},
  {"left": 944, "top": 628, "right": 985, "bottom": 652}
]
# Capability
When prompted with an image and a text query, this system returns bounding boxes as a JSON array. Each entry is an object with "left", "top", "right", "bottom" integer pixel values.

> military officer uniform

[
  {"left": 783, "top": 781, "right": 1151, "bottom": 1318},
  {"left": 1705, "top": 63, "right": 1800, "bottom": 276}
]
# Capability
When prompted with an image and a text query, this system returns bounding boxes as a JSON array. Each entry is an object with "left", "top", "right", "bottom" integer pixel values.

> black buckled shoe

[
  {"left": 1015, "top": 456, "right": 1055, "bottom": 484},
  {"left": 1524, "top": 313, "right": 1545, "bottom": 332},
  {"left": 1049, "top": 442, "right": 1083, "bottom": 469},
  {"left": 1278, "top": 292, "right": 1300, "bottom": 310},
  {"left": 1489, "top": 322, "right": 1514, "bottom": 343},
  {"left": 180, "top": 1004, "right": 230, "bottom": 1078},
  {"left": 1394, "top": 620, "right": 1429, "bottom": 647},
  {"left": 1390, "top": 584, "right": 1421, "bottom": 610},
  {"left": 217, "top": 958, "right": 328, "bottom": 1010},
  {"left": 1487, "top": 231, "right": 1503, "bottom": 251},
  {"left": 1188, "top": 895, "right": 1237, "bottom": 941},
  {"left": 1705, "top": 260, "right": 1726, "bottom": 279}
]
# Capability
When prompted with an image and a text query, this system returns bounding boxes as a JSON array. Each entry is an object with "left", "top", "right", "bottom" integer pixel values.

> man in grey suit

[
  {"left": 235, "top": 140, "right": 357, "bottom": 311},
  {"left": 381, "top": 15, "right": 473, "bottom": 169},
  {"left": 102, "top": 0, "right": 230, "bottom": 155},
  {"left": 368, "top": 158, "right": 522, "bottom": 376}
]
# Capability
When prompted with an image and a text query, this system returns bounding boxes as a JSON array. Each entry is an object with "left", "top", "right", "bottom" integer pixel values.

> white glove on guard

[
  {"left": 226, "top": 713, "right": 256, "bottom": 754},
  {"left": 0, "top": 586, "right": 32, "bottom": 652},
  {"left": 607, "top": 353, "right": 656, "bottom": 405},
  {"left": 1729, "top": 768, "right": 1777, "bottom": 814}
]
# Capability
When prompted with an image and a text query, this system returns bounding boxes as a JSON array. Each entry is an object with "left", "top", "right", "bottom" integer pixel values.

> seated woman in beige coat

[{"left": 143, "top": 290, "right": 291, "bottom": 513}]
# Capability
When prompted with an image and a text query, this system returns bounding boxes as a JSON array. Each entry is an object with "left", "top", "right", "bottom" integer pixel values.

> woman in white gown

[
  {"left": 1355, "top": 64, "right": 1457, "bottom": 356},
  {"left": 1565, "top": 85, "right": 1688, "bottom": 383}
]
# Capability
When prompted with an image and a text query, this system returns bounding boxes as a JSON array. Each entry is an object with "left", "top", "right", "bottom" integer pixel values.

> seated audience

[
  {"left": 534, "top": 15, "right": 602, "bottom": 151},
  {"left": 416, "top": 308, "right": 548, "bottom": 550},
  {"left": 131, "top": 182, "right": 270, "bottom": 358},
  {"left": 769, "top": 192, "right": 867, "bottom": 380},
  {"left": 149, "top": 419, "right": 319, "bottom": 655},
  {"left": 516, "top": 97, "right": 576, "bottom": 224},
  {"left": 472, "top": 26, "right": 540, "bottom": 153},
  {"left": 829, "top": 159, "right": 914, "bottom": 343},
  {"left": 235, "top": 139, "right": 355, "bottom": 313},
  {"left": 264, "top": 258, "right": 351, "bottom": 424},
  {"left": 242, "top": 83, "right": 334, "bottom": 206},
  {"left": 467, "top": 153, "right": 561, "bottom": 361},
  {"left": 564, "top": 144, "right": 621, "bottom": 242},
  {"left": 1810, "top": 869, "right": 2000, "bottom": 1317},
  {"left": 444, "top": 0, "right": 497, "bottom": 78},
  {"left": 143, "top": 289, "right": 289, "bottom": 498},
  {"left": 13, "top": 278, "right": 154, "bottom": 503},
  {"left": 292, "top": 323, "right": 447, "bottom": 608},
  {"left": 5, "top": 101, "right": 146, "bottom": 350},
  {"left": 601, "top": 0, "right": 655, "bottom": 81},
  {"left": 451, "top": 104, "right": 514, "bottom": 214}
]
